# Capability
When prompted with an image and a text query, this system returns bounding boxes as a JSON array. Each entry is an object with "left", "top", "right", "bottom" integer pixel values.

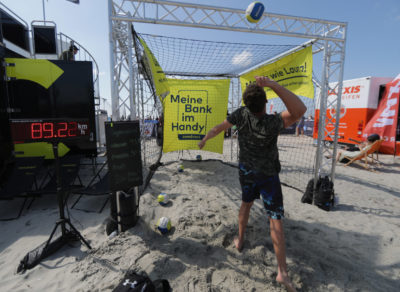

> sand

[{"left": 0, "top": 142, "right": 399, "bottom": 291}]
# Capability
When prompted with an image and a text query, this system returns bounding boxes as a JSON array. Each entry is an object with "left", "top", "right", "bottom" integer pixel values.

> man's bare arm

[
  {"left": 198, "top": 119, "right": 233, "bottom": 149},
  {"left": 255, "top": 76, "right": 306, "bottom": 128}
]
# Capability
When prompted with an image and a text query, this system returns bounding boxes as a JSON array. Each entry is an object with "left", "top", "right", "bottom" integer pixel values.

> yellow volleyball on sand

[
  {"left": 157, "top": 217, "right": 171, "bottom": 234},
  {"left": 157, "top": 192, "right": 169, "bottom": 206},
  {"left": 245, "top": 2, "right": 265, "bottom": 23}
]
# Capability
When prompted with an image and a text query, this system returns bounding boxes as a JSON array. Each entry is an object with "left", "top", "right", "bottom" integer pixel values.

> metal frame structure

[{"left": 108, "top": 0, "right": 347, "bottom": 182}]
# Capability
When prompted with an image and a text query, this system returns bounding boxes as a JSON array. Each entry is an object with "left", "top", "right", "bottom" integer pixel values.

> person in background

[
  {"left": 60, "top": 44, "right": 79, "bottom": 61},
  {"left": 224, "top": 111, "right": 231, "bottom": 138},
  {"left": 295, "top": 115, "right": 305, "bottom": 136},
  {"left": 156, "top": 113, "right": 164, "bottom": 147},
  {"left": 335, "top": 133, "right": 381, "bottom": 163},
  {"left": 397, "top": 111, "right": 400, "bottom": 141},
  {"left": 198, "top": 76, "right": 306, "bottom": 292}
]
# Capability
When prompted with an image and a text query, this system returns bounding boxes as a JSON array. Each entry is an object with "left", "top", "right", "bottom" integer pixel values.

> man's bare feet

[
  {"left": 276, "top": 273, "right": 296, "bottom": 292},
  {"left": 233, "top": 237, "right": 243, "bottom": 252}
]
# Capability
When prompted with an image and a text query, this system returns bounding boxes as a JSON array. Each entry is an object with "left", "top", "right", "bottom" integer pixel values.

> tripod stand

[
  {"left": 46, "top": 141, "right": 91, "bottom": 248},
  {"left": 17, "top": 142, "right": 91, "bottom": 273}
]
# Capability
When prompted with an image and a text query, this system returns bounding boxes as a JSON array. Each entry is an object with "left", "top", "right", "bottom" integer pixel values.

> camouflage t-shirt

[{"left": 227, "top": 106, "right": 284, "bottom": 176}]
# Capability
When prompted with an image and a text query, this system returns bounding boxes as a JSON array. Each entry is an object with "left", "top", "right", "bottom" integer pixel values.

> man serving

[{"left": 198, "top": 76, "right": 306, "bottom": 292}]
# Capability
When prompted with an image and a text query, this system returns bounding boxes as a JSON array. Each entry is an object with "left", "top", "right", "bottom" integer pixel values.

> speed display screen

[
  {"left": 10, "top": 119, "right": 91, "bottom": 142},
  {"left": 3, "top": 60, "right": 97, "bottom": 156}
]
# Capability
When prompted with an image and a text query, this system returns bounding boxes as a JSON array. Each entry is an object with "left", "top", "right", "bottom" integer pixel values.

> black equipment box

[{"left": 105, "top": 121, "right": 143, "bottom": 191}]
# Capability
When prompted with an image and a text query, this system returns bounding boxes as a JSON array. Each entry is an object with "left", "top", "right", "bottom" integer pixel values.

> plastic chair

[{"left": 342, "top": 139, "right": 383, "bottom": 170}]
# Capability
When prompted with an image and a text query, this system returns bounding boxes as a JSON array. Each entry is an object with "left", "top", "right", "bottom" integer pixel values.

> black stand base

[
  {"left": 48, "top": 218, "right": 92, "bottom": 250},
  {"left": 17, "top": 218, "right": 92, "bottom": 273}
]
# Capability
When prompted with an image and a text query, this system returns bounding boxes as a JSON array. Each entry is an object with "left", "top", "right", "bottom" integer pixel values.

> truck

[{"left": 313, "top": 76, "right": 395, "bottom": 146}]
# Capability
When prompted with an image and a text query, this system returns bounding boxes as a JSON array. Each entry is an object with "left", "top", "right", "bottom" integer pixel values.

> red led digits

[
  {"left": 68, "top": 122, "right": 77, "bottom": 136},
  {"left": 25, "top": 120, "right": 87, "bottom": 140},
  {"left": 58, "top": 122, "right": 67, "bottom": 137},
  {"left": 31, "top": 123, "right": 42, "bottom": 139},
  {"left": 43, "top": 122, "right": 53, "bottom": 138}
]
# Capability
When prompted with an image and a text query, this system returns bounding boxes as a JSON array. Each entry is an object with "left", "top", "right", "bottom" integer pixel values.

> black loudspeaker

[{"left": 105, "top": 121, "right": 143, "bottom": 191}]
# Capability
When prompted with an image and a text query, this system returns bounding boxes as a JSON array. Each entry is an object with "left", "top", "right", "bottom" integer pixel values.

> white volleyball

[
  {"left": 157, "top": 192, "right": 169, "bottom": 206},
  {"left": 157, "top": 217, "right": 171, "bottom": 234},
  {"left": 245, "top": 2, "right": 265, "bottom": 23}
]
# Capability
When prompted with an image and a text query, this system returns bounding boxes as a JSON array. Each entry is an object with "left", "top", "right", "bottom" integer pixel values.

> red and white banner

[{"left": 363, "top": 74, "right": 400, "bottom": 154}]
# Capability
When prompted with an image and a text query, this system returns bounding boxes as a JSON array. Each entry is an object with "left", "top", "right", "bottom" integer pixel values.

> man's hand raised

[
  {"left": 255, "top": 76, "right": 277, "bottom": 88},
  {"left": 198, "top": 140, "right": 206, "bottom": 149}
]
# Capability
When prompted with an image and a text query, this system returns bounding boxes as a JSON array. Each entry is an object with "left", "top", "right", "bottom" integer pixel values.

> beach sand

[{"left": 0, "top": 139, "right": 399, "bottom": 291}]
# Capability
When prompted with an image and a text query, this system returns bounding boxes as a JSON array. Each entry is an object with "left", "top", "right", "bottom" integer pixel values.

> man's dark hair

[
  {"left": 243, "top": 83, "right": 267, "bottom": 113},
  {"left": 69, "top": 45, "right": 79, "bottom": 52},
  {"left": 367, "top": 133, "right": 380, "bottom": 142}
]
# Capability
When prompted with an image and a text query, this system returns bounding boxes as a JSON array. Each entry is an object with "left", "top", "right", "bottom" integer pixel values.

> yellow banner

[
  {"left": 138, "top": 36, "right": 170, "bottom": 99},
  {"left": 240, "top": 46, "right": 314, "bottom": 99},
  {"left": 163, "top": 79, "right": 230, "bottom": 153}
]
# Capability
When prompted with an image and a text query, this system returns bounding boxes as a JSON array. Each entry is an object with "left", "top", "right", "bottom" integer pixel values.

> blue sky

[{"left": 2, "top": 0, "right": 400, "bottom": 110}]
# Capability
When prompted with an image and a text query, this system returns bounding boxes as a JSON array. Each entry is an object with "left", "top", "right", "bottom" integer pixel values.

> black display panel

[
  {"left": 105, "top": 121, "right": 143, "bottom": 191},
  {"left": 7, "top": 60, "right": 97, "bottom": 156},
  {"left": 33, "top": 26, "right": 57, "bottom": 54}
]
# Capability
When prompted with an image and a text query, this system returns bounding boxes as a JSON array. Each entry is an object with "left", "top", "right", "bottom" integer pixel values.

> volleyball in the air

[
  {"left": 157, "top": 192, "right": 169, "bottom": 206},
  {"left": 157, "top": 217, "right": 171, "bottom": 234},
  {"left": 178, "top": 164, "right": 184, "bottom": 172},
  {"left": 196, "top": 154, "right": 202, "bottom": 161},
  {"left": 245, "top": 2, "right": 265, "bottom": 23}
]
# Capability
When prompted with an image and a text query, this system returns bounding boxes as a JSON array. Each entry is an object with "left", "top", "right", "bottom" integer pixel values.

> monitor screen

[{"left": 6, "top": 60, "right": 97, "bottom": 156}]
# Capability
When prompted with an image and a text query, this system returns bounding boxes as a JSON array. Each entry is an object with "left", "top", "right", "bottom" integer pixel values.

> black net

[
  {"left": 133, "top": 29, "right": 317, "bottom": 193},
  {"left": 139, "top": 33, "right": 298, "bottom": 77},
  {"left": 132, "top": 27, "right": 164, "bottom": 192}
]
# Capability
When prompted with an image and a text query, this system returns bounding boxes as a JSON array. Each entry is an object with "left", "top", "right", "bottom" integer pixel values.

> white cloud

[{"left": 232, "top": 50, "right": 253, "bottom": 67}]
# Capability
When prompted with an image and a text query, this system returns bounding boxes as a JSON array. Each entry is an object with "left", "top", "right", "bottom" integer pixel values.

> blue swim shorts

[{"left": 239, "top": 164, "right": 284, "bottom": 220}]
